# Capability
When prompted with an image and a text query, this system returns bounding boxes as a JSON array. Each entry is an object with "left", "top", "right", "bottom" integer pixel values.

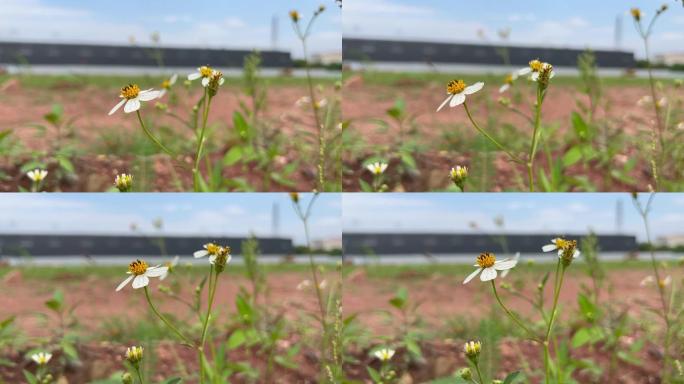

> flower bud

[
  {"left": 115, "top": 173, "right": 133, "bottom": 192},
  {"left": 450, "top": 166, "right": 468, "bottom": 190},
  {"left": 125, "top": 346, "right": 144, "bottom": 365},
  {"left": 289, "top": 10, "right": 300, "bottom": 22},
  {"left": 463, "top": 340, "right": 481, "bottom": 363},
  {"left": 458, "top": 367, "right": 473, "bottom": 380},
  {"left": 121, "top": 373, "right": 134, "bottom": 384}
]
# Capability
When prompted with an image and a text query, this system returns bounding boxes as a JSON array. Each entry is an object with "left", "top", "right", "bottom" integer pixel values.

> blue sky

[
  {"left": 344, "top": 0, "right": 684, "bottom": 58},
  {"left": 0, "top": 0, "right": 341, "bottom": 57},
  {"left": 0, "top": 194, "right": 341, "bottom": 245},
  {"left": 343, "top": 193, "right": 684, "bottom": 241}
]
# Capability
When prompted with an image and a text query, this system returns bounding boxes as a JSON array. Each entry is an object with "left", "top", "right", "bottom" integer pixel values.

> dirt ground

[{"left": 0, "top": 266, "right": 676, "bottom": 382}]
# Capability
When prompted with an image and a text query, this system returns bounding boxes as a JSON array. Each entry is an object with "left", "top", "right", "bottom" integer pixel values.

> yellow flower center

[
  {"left": 504, "top": 74, "right": 514, "bottom": 84},
  {"left": 476, "top": 252, "right": 496, "bottom": 268},
  {"left": 120, "top": 84, "right": 140, "bottom": 100},
  {"left": 128, "top": 259, "right": 148, "bottom": 276},
  {"left": 554, "top": 238, "right": 575, "bottom": 250},
  {"left": 447, "top": 80, "right": 466, "bottom": 95},
  {"left": 529, "top": 59, "right": 543, "bottom": 72},
  {"left": 199, "top": 66, "right": 213, "bottom": 77},
  {"left": 631, "top": 8, "right": 641, "bottom": 20},
  {"left": 161, "top": 80, "right": 171, "bottom": 89},
  {"left": 206, "top": 243, "right": 220, "bottom": 255}
]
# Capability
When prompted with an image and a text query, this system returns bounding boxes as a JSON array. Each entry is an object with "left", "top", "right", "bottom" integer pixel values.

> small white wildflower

[
  {"left": 27, "top": 169, "right": 48, "bottom": 182},
  {"left": 518, "top": 59, "right": 555, "bottom": 82},
  {"left": 116, "top": 259, "right": 168, "bottom": 291},
  {"left": 366, "top": 162, "right": 388, "bottom": 175},
  {"left": 188, "top": 65, "right": 217, "bottom": 87},
  {"left": 159, "top": 256, "right": 179, "bottom": 281},
  {"left": 463, "top": 252, "right": 517, "bottom": 284},
  {"left": 500, "top": 252, "right": 520, "bottom": 278},
  {"left": 499, "top": 73, "right": 518, "bottom": 93},
  {"left": 542, "top": 238, "right": 580, "bottom": 259},
  {"left": 109, "top": 84, "right": 161, "bottom": 115},
  {"left": 158, "top": 74, "right": 178, "bottom": 98},
  {"left": 374, "top": 348, "right": 395, "bottom": 362},
  {"left": 31, "top": 352, "right": 52, "bottom": 365},
  {"left": 437, "top": 79, "right": 484, "bottom": 111}
]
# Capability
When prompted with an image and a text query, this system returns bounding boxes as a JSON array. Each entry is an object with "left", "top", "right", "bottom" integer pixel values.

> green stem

[
  {"left": 543, "top": 260, "right": 566, "bottom": 384},
  {"left": 193, "top": 88, "right": 212, "bottom": 192},
  {"left": 143, "top": 287, "right": 193, "bottom": 345},
  {"left": 199, "top": 266, "right": 219, "bottom": 384},
  {"left": 464, "top": 102, "right": 523, "bottom": 164},
  {"left": 474, "top": 362, "right": 485, "bottom": 384},
  {"left": 527, "top": 86, "right": 544, "bottom": 192},
  {"left": 136, "top": 110, "right": 174, "bottom": 156},
  {"left": 491, "top": 281, "right": 539, "bottom": 342},
  {"left": 134, "top": 365, "right": 144, "bottom": 384}
]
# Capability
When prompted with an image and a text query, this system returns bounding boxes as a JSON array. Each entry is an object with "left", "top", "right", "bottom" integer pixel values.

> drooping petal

[
  {"left": 132, "top": 274, "right": 150, "bottom": 289},
  {"left": 499, "top": 84, "right": 509, "bottom": 93},
  {"left": 573, "top": 249, "right": 581, "bottom": 258},
  {"left": 549, "top": 71, "right": 556, "bottom": 79},
  {"left": 159, "top": 271, "right": 169, "bottom": 280},
  {"left": 493, "top": 258, "right": 518, "bottom": 270},
  {"left": 530, "top": 72, "right": 540, "bottom": 82},
  {"left": 209, "top": 254, "right": 217, "bottom": 264},
  {"left": 116, "top": 275, "right": 134, "bottom": 291},
  {"left": 201, "top": 77, "right": 210, "bottom": 87},
  {"left": 449, "top": 93, "right": 466, "bottom": 107},
  {"left": 158, "top": 89, "right": 167, "bottom": 98},
  {"left": 218, "top": 77, "right": 225, "bottom": 86},
  {"left": 123, "top": 99, "right": 141, "bottom": 113},
  {"left": 518, "top": 67, "right": 532, "bottom": 76},
  {"left": 436, "top": 95, "right": 453, "bottom": 112},
  {"left": 188, "top": 72, "right": 202, "bottom": 80},
  {"left": 480, "top": 267, "right": 498, "bottom": 281},
  {"left": 542, "top": 244, "right": 557, "bottom": 252},
  {"left": 138, "top": 90, "right": 161, "bottom": 101},
  {"left": 464, "top": 82, "right": 484, "bottom": 95},
  {"left": 145, "top": 266, "right": 168, "bottom": 277},
  {"left": 463, "top": 268, "right": 482, "bottom": 284},
  {"left": 194, "top": 250, "right": 209, "bottom": 258},
  {"left": 108, "top": 99, "right": 127, "bottom": 116},
  {"left": 169, "top": 74, "right": 178, "bottom": 85}
]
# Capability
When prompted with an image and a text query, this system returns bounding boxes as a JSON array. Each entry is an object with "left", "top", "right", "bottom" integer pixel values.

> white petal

[
  {"left": 463, "top": 268, "right": 482, "bottom": 284},
  {"left": 573, "top": 250, "right": 581, "bottom": 258},
  {"left": 549, "top": 71, "right": 556, "bottom": 79},
  {"left": 531, "top": 72, "right": 539, "bottom": 82},
  {"left": 518, "top": 67, "right": 532, "bottom": 76},
  {"left": 169, "top": 74, "right": 178, "bottom": 84},
  {"left": 449, "top": 93, "right": 466, "bottom": 107},
  {"left": 158, "top": 89, "right": 167, "bottom": 98},
  {"left": 138, "top": 90, "right": 161, "bottom": 101},
  {"left": 145, "top": 266, "right": 168, "bottom": 277},
  {"left": 116, "top": 275, "right": 134, "bottom": 291},
  {"left": 218, "top": 77, "right": 225, "bottom": 86},
  {"left": 436, "top": 95, "right": 453, "bottom": 112},
  {"left": 132, "top": 275, "right": 149, "bottom": 289},
  {"left": 108, "top": 99, "right": 126, "bottom": 116},
  {"left": 209, "top": 254, "right": 217, "bottom": 264},
  {"left": 480, "top": 267, "right": 498, "bottom": 281},
  {"left": 194, "top": 250, "right": 209, "bottom": 258},
  {"left": 201, "top": 77, "right": 210, "bottom": 87},
  {"left": 499, "top": 84, "right": 509, "bottom": 93},
  {"left": 123, "top": 99, "right": 141, "bottom": 113},
  {"left": 188, "top": 72, "right": 201, "bottom": 80},
  {"left": 159, "top": 271, "right": 168, "bottom": 281},
  {"left": 494, "top": 259, "right": 518, "bottom": 270},
  {"left": 542, "top": 244, "right": 557, "bottom": 252},
  {"left": 463, "top": 82, "right": 484, "bottom": 95}
]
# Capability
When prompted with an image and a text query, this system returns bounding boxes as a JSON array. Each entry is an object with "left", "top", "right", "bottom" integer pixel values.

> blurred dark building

[
  {"left": 0, "top": 234, "right": 293, "bottom": 257},
  {"left": 343, "top": 233, "right": 638, "bottom": 256},
  {"left": 343, "top": 38, "right": 636, "bottom": 68},
  {"left": 0, "top": 41, "right": 292, "bottom": 67}
]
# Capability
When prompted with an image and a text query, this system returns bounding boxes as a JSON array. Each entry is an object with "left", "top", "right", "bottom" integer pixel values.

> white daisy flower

[
  {"left": 193, "top": 243, "right": 231, "bottom": 265},
  {"left": 542, "top": 238, "right": 580, "bottom": 259},
  {"left": 26, "top": 169, "right": 48, "bottom": 182},
  {"left": 374, "top": 348, "right": 395, "bottom": 362},
  {"left": 499, "top": 73, "right": 518, "bottom": 93},
  {"left": 159, "top": 256, "right": 179, "bottom": 281},
  {"left": 158, "top": 74, "right": 178, "bottom": 98},
  {"left": 31, "top": 352, "right": 52, "bottom": 365},
  {"left": 500, "top": 252, "right": 520, "bottom": 278},
  {"left": 188, "top": 65, "right": 217, "bottom": 87},
  {"left": 366, "top": 162, "right": 388, "bottom": 175},
  {"left": 108, "top": 84, "right": 161, "bottom": 115},
  {"left": 463, "top": 252, "right": 518, "bottom": 284},
  {"left": 518, "top": 59, "right": 555, "bottom": 82},
  {"left": 116, "top": 259, "right": 168, "bottom": 291},
  {"left": 436, "top": 79, "right": 484, "bottom": 111}
]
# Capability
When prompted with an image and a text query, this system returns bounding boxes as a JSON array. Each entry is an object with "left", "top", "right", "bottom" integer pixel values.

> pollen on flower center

[
  {"left": 206, "top": 243, "right": 220, "bottom": 254},
  {"left": 529, "top": 59, "right": 543, "bottom": 72},
  {"left": 476, "top": 252, "right": 496, "bottom": 268},
  {"left": 447, "top": 80, "right": 467, "bottom": 94},
  {"left": 199, "top": 66, "right": 213, "bottom": 77},
  {"left": 554, "top": 238, "right": 574, "bottom": 250},
  {"left": 128, "top": 259, "right": 148, "bottom": 275},
  {"left": 161, "top": 80, "right": 171, "bottom": 89},
  {"left": 120, "top": 84, "right": 141, "bottom": 100},
  {"left": 504, "top": 74, "right": 514, "bottom": 84}
]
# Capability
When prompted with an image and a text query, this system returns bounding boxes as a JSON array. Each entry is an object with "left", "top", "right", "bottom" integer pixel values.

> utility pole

[
  {"left": 271, "top": 15, "right": 279, "bottom": 49},
  {"left": 614, "top": 14, "right": 623, "bottom": 49}
]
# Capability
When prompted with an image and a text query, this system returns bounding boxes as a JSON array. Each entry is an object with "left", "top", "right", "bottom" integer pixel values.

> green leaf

[
  {"left": 57, "top": 155, "right": 75, "bottom": 174},
  {"left": 23, "top": 370, "right": 38, "bottom": 384},
  {"left": 571, "top": 326, "right": 603, "bottom": 348},
  {"left": 226, "top": 329, "right": 246, "bottom": 350},
  {"left": 162, "top": 378, "right": 183, "bottom": 384},
  {"left": 44, "top": 104, "right": 63, "bottom": 126},
  {"left": 366, "top": 366, "right": 381, "bottom": 382},
  {"left": 45, "top": 290, "right": 64, "bottom": 313},
  {"left": 232, "top": 111, "right": 251, "bottom": 140},
  {"left": 577, "top": 293, "right": 598, "bottom": 322},
  {"left": 223, "top": 146, "right": 244, "bottom": 167},
  {"left": 388, "top": 287, "right": 407, "bottom": 309},
  {"left": 503, "top": 371, "right": 521, "bottom": 384},
  {"left": 571, "top": 112, "right": 589, "bottom": 140},
  {"left": 562, "top": 146, "right": 583, "bottom": 167}
]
